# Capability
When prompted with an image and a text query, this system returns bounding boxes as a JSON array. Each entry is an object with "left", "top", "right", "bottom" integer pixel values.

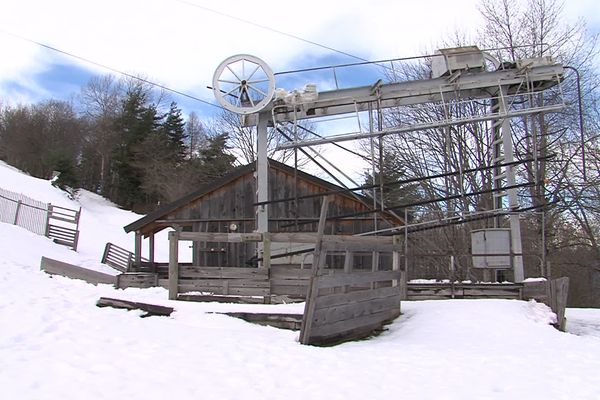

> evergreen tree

[
  {"left": 161, "top": 101, "right": 187, "bottom": 161},
  {"left": 110, "top": 85, "right": 160, "bottom": 210},
  {"left": 50, "top": 152, "right": 79, "bottom": 197},
  {"left": 362, "top": 150, "right": 423, "bottom": 222},
  {"left": 198, "top": 133, "right": 237, "bottom": 183}
]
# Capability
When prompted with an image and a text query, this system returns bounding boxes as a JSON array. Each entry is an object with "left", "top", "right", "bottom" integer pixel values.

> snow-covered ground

[{"left": 1, "top": 161, "right": 599, "bottom": 400}]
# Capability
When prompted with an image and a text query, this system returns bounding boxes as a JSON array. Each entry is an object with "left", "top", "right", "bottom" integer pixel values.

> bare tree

[
  {"left": 363, "top": 0, "right": 599, "bottom": 288},
  {"left": 210, "top": 109, "right": 315, "bottom": 166},
  {"left": 479, "top": 0, "right": 600, "bottom": 286},
  {"left": 78, "top": 75, "right": 123, "bottom": 192},
  {"left": 186, "top": 111, "right": 208, "bottom": 159},
  {"left": 0, "top": 100, "right": 82, "bottom": 180}
]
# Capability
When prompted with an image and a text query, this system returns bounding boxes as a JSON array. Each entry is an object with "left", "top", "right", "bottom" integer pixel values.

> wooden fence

[
  {"left": 0, "top": 188, "right": 48, "bottom": 235},
  {"left": 0, "top": 187, "right": 80, "bottom": 250}
]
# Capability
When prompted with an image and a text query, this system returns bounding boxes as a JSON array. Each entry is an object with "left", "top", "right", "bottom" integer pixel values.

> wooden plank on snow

[
  {"left": 96, "top": 297, "right": 174, "bottom": 317},
  {"left": 40, "top": 256, "right": 116, "bottom": 285}
]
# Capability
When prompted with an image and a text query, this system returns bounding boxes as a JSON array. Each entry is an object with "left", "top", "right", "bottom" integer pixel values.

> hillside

[{"left": 0, "top": 161, "right": 599, "bottom": 400}]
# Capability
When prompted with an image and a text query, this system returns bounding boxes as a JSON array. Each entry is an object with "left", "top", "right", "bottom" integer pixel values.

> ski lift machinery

[{"left": 212, "top": 47, "right": 568, "bottom": 282}]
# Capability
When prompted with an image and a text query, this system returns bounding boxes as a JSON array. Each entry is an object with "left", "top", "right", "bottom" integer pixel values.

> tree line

[{"left": 0, "top": 75, "right": 238, "bottom": 212}]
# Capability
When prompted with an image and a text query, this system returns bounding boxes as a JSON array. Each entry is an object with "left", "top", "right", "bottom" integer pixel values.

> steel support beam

[
  {"left": 493, "top": 86, "right": 525, "bottom": 282},
  {"left": 248, "top": 64, "right": 563, "bottom": 125},
  {"left": 256, "top": 112, "right": 269, "bottom": 232}
]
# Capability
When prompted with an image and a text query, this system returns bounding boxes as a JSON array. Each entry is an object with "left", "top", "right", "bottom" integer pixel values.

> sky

[
  {"left": 1, "top": 0, "right": 598, "bottom": 120},
  {"left": 1, "top": 159, "right": 600, "bottom": 400}
]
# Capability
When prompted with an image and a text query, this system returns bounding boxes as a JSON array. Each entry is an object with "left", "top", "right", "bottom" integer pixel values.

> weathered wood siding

[
  {"left": 270, "top": 264, "right": 312, "bottom": 297},
  {"left": 116, "top": 273, "right": 158, "bottom": 289},
  {"left": 156, "top": 164, "right": 396, "bottom": 268},
  {"left": 177, "top": 266, "right": 270, "bottom": 296}
]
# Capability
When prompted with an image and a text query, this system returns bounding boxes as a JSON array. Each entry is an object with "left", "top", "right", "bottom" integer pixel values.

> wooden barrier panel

[
  {"left": 300, "top": 269, "right": 401, "bottom": 346},
  {"left": 40, "top": 256, "right": 116, "bottom": 285},
  {"left": 298, "top": 200, "right": 403, "bottom": 346}
]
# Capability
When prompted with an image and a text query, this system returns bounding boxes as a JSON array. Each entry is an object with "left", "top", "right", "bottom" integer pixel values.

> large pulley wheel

[{"left": 212, "top": 54, "right": 275, "bottom": 115}]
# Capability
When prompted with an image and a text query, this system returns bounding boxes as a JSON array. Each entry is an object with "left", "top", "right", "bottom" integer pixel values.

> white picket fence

[{"left": 0, "top": 187, "right": 81, "bottom": 250}]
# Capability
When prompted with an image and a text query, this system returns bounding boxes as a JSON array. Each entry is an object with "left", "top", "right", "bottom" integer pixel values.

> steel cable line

[{"left": 0, "top": 28, "right": 224, "bottom": 110}]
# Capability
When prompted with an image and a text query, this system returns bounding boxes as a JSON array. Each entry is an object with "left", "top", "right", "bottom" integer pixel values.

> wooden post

[
  {"left": 13, "top": 200, "right": 22, "bottom": 225},
  {"left": 343, "top": 250, "right": 353, "bottom": 293},
  {"left": 392, "top": 235, "right": 400, "bottom": 288},
  {"left": 44, "top": 203, "right": 52, "bottom": 237},
  {"left": 450, "top": 255, "right": 455, "bottom": 298},
  {"left": 262, "top": 232, "right": 272, "bottom": 302},
  {"left": 168, "top": 230, "right": 180, "bottom": 300},
  {"left": 74, "top": 206, "right": 81, "bottom": 227},
  {"left": 134, "top": 232, "right": 142, "bottom": 267},
  {"left": 396, "top": 235, "right": 408, "bottom": 300},
  {"left": 300, "top": 195, "right": 331, "bottom": 344},
  {"left": 549, "top": 277, "right": 569, "bottom": 331},
  {"left": 371, "top": 251, "right": 380, "bottom": 289},
  {"left": 101, "top": 243, "right": 111, "bottom": 264},
  {"left": 149, "top": 233, "right": 155, "bottom": 264},
  {"left": 262, "top": 232, "right": 271, "bottom": 270}
]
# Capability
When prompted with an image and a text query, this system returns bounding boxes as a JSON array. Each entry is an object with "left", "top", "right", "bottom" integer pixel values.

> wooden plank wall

[
  {"left": 177, "top": 266, "right": 270, "bottom": 297},
  {"left": 116, "top": 273, "right": 159, "bottom": 289},
  {"left": 270, "top": 264, "right": 312, "bottom": 297}
]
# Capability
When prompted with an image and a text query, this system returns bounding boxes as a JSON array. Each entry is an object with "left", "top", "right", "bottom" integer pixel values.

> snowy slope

[
  {"left": 0, "top": 160, "right": 189, "bottom": 270},
  {"left": 1, "top": 161, "right": 600, "bottom": 400}
]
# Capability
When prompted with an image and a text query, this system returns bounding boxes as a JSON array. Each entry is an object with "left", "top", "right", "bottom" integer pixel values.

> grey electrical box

[
  {"left": 471, "top": 228, "right": 512, "bottom": 269},
  {"left": 431, "top": 46, "right": 486, "bottom": 78}
]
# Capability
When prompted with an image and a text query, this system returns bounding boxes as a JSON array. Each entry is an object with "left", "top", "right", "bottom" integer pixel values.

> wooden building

[{"left": 124, "top": 159, "right": 402, "bottom": 268}]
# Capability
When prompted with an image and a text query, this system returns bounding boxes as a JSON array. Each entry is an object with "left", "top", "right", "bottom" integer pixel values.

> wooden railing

[{"left": 102, "top": 242, "right": 142, "bottom": 272}]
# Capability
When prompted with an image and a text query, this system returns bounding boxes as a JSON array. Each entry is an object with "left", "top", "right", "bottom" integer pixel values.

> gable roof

[{"left": 124, "top": 158, "right": 396, "bottom": 234}]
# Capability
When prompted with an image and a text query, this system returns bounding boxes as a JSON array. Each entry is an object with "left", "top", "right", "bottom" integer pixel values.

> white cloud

[
  {"left": 0, "top": 0, "right": 595, "bottom": 113},
  {"left": 0, "top": 0, "right": 480, "bottom": 104}
]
